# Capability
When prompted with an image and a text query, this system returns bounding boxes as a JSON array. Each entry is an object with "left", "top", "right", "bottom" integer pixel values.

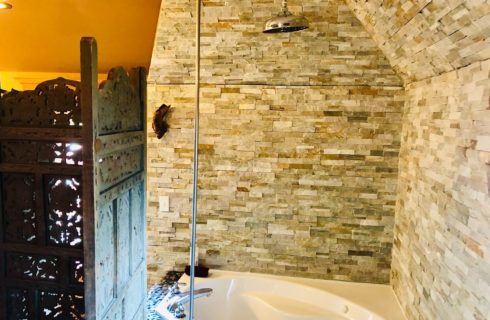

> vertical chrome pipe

[{"left": 189, "top": 0, "right": 201, "bottom": 319}]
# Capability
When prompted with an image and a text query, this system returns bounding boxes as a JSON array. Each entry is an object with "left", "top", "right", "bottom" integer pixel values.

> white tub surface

[{"left": 156, "top": 270, "right": 406, "bottom": 320}]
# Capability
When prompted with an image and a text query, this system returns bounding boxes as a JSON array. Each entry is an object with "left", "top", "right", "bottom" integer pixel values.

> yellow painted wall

[
  {"left": 0, "top": 72, "right": 107, "bottom": 91},
  {"left": 0, "top": 0, "right": 161, "bottom": 73},
  {"left": 0, "top": 72, "right": 24, "bottom": 91}
]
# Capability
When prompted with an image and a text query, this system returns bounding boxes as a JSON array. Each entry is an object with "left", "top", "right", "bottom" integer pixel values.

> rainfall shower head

[{"left": 263, "top": 0, "right": 309, "bottom": 34}]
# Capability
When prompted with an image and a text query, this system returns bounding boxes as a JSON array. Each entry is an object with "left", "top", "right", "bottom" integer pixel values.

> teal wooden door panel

[{"left": 81, "top": 38, "right": 147, "bottom": 320}]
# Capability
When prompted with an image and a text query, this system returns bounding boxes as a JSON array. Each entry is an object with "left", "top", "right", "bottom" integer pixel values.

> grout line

[
  {"left": 149, "top": 82, "right": 404, "bottom": 88},
  {"left": 406, "top": 57, "right": 490, "bottom": 85}
]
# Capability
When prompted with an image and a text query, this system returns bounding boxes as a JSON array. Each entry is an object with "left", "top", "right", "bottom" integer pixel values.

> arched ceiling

[
  {"left": 0, "top": 0, "right": 161, "bottom": 73},
  {"left": 345, "top": 0, "right": 490, "bottom": 83}
]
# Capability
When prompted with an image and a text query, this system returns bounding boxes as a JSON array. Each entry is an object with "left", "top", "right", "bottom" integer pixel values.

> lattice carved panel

[
  {"left": 6, "top": 253, "right": 59, "bottom": 282},
  {"left": 38, "top": 142, "right": 83, "bottom": 166},
  {"left": 45, "top": 175, "right": 83, "bottom": 248},
  {"left": 6, "top": 288, "right": 31, "bottom": 320},
  {"left": 1, "top": 173, "right": 36, "bottom": 243},
  {"left": 97, "top": 146, "right": 143, "bottom": 192},
  {"left": 98, "top": 68, "right": 141, "bottom": 135},
  {"left": 1, "top": 141, "right": 83, "bottom": 166},
  {"left": 40, "top": 291, "right": 85, "bottom": 319},
  {"left": 0, "top": 141, "right": 37, "bottom": 164},
  {"left": 0, "top": 78, "right": 81, "bottom": 128},
  {"left": 70, "top": 258, "right": 84, "bottom": 285}
]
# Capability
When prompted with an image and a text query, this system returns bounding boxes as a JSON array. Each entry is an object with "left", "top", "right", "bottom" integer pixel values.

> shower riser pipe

[{"left": 188, "top": 0, "right": 201, "bottom": 319}]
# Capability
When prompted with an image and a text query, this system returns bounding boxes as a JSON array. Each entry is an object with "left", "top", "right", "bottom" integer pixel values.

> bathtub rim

[{"left": 179, "top": 269, "right": 407, "bottom": 320}]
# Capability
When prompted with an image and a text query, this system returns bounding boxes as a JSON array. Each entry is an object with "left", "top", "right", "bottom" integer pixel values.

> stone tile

[{"left": 392, "top": 61, "right": 490, "bottom": 320}]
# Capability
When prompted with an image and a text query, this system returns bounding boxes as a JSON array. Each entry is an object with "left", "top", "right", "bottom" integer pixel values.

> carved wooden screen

[
  {"left": 0, "top": 79, "right": 86, "bottom": 319},
  {"left": 81, "top": 38, "right": 147, "bottom": 320}
]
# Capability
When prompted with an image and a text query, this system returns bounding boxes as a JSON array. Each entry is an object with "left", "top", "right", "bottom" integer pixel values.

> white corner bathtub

[{"left": 157, "top": 270, "right": 406, "bottom": 320}]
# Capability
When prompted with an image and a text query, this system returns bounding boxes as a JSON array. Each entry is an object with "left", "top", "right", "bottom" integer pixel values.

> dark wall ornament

[{"left": 152, "top": 104, "right": 171, "bottom": 139}]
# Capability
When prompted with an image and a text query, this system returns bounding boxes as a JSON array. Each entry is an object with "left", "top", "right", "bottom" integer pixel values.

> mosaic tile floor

[{"left": 146, "top": 271, "right": 184, "bottom": 320}]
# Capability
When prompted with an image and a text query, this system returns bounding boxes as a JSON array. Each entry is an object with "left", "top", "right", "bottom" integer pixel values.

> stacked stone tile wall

[
  {"left": 392, "top": 60, "right": 490, "bottom": 320},
  {"left": 147, "top": 0, "right": 404, "bottom": 286},
  {"left": 149, "top": 0, "right": 401, "bottom": 86},
  {"left": 345, "top": 0, "right": 490, "bottom": 83},
  {"left": 344, "top": 1, "right": 490, "bottom": 319}
]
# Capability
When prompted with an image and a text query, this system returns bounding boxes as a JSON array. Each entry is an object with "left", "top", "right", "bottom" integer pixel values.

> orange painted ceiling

[{"left": 0, "top": 0, "right": 161, "bottom": 73}]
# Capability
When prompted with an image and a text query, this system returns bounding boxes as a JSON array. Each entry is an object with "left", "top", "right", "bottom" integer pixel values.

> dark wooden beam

[
  {"left": 80, "top": 36, "right": 98, "bottom": 320},
  {"left": 0, "top": 127, "right": 82, "bottom": 141},
  {"left": 0, "top": 163, "right": 82, "bottom": 175},
  {"left": 0, "top": 243, "right": 84, "bottom": 258}
]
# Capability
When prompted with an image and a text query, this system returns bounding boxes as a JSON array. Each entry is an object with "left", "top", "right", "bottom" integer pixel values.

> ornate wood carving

[
  {"left": 1, "top": 173, "right": 37, "bottom": 243},
  {"left": 0, "top": 78, "right": 81, "bottom": 128},
  {"left": 98, "top": 68, "right": 142, "bottom": 135},
  {"left": 1, "top": 141, "right": 83, "bottom": 166},
  {"left": 6, "top": 253, "right": 59, "bottom": 281},
  {"left": 81, "top": 38, "right": 147, "bottom": 320},
  {"left": 45, "top": 175, "right": 83, "bottom": 248},
  {"left": 39, "top": 291, "right": 85, "bottom": 319},
  {"left": 70, "top": 258, "right": 85, "bottom": 285},
  {"left": 97, "top": 145, "right": 143, "bottom": 192},
  {"left": 0, "top": 38, "right": 147, "bottom": 320},
  {"left": 0, "top": 77, "right": 84, "bottom": 319},
  {"left": 6, "top": 288, "right": 31, "bottom": 319}
]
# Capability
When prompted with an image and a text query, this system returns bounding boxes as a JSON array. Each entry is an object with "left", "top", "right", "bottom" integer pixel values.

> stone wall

[
  {"left": 147, "top": 0, "right": 404, "bottom": 286},
  {"left": 344, "top": 1, "right": 490, "bottom": 319},
  {"left": 393, "top": 60, "right": 490, "bottom": 320},
  {"left": 345, "top": 0, "right": 490, "bottom": 83},
  {"left": 147, "top": 84, "right": 404, "bottom": 284},
  {"left": 146, "top": 0, "right": 490, "bottom": 317},
  {"left": 149, "top": 0, "right": 401, "bottom": 86}
]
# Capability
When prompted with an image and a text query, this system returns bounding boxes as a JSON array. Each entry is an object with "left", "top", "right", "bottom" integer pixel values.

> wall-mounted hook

[{"left": 152, "top": 103, "right": 172, "bottom": 139}]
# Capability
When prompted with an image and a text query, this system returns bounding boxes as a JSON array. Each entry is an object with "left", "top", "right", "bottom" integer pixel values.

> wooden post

[
  {"left": 139, "top": 67, "right": 148, "bottom": 296},
  {"left": 80, "top": 36, "right": 98, "bottom": 320}
]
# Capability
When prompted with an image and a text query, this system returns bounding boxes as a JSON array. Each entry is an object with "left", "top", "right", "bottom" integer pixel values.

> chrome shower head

[{"left": 263, "top": 0, "right": 309, "bottom": 34}]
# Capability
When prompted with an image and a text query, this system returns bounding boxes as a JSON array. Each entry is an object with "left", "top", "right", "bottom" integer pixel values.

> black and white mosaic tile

[{"left": 146, "top": 271, "right": 184, "bottom": 320}]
